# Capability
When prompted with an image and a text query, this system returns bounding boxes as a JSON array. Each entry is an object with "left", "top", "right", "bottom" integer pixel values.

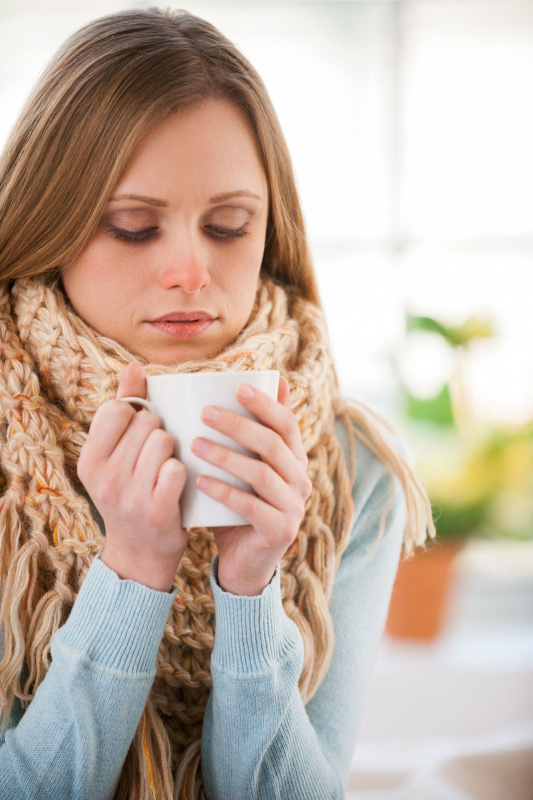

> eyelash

[{"left": 106, "top": 225, "right": 249, "bottom": 245}]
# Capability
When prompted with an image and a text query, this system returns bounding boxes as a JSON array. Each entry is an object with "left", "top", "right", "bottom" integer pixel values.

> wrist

[
  {"left": 100, "top": 544, "right": 184, "bottom": 592},
  {"left": 217, "top": 565, "right": 277, "bottom": 596}
]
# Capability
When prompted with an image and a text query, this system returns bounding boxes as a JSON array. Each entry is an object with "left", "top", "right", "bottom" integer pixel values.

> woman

[{"left": 0, "top": 7, "right": 435, "bottom": 800}]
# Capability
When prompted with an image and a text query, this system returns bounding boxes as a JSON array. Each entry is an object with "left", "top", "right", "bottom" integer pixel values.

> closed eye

[
  {"left": 106, "top": 226, "right": 159, "bottom": 244},
  {"left": 205, "top": 224, "right": 249, "bottom": 240},
  {"left": 106, "top": 225, "right": 249, "bottom": 245}
]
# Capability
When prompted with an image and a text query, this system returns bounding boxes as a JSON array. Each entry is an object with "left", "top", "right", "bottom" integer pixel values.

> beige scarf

[{"left": 0, "top": 270, "right": 430, "bottom": 799}]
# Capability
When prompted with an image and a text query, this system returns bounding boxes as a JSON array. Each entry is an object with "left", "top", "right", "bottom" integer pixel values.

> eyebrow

[{"left": 107, "top": 190, "right": 263, "bottom": 206}]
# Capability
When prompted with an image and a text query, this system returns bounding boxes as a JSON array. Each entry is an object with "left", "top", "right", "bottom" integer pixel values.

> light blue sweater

[{"left": 0, "top": 416, "right": 407, "bottom": 799}]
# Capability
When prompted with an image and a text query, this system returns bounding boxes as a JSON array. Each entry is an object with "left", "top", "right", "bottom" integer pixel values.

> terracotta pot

[{"left": 385, "top": 536, "right": 467, "bottom": 640}]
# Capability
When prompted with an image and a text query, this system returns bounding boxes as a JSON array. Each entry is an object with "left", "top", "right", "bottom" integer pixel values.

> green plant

[{"left": 393, "top": 313, "right": 533, "bottom": 541}]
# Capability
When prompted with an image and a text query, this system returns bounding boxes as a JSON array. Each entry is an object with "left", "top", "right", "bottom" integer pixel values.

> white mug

[{"left": 119, "top": 370, "right": 280, "bottom": 528}]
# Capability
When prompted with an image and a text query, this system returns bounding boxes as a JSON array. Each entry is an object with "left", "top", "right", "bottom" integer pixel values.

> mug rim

[{"left": 146, "top": 368, "right": 280, "bottom": 383}]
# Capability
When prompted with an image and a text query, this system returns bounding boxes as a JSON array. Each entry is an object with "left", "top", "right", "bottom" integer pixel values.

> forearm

[
  {"left": 0, "top": 554, "right": 177, "bottom": 800},
  {"left": 201, "top": 665, "right": 343, "bottom": 799},
  {"left": 201, "top": 419, "right": 408, "bottom": 799},
  {"left": 0, "top": 637, "right": 155, "bottom": 800},
  {"left": 200, "top": 554, "right": 343, "bottom": 800}
]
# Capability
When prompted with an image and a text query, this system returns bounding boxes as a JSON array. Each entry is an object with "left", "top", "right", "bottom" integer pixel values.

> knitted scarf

[{"left": 0, "top": 269, "right": 424, "bottom": 799}]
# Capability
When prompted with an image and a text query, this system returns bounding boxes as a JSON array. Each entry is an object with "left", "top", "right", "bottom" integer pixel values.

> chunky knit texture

[
  {"left": 0, "top": 270, "right": 434, "bottom": 798},
  {"left": 0, "top": 413, "right": 407, "bottom": 800}
]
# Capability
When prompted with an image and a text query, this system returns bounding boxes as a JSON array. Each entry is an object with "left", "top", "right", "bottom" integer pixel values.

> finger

[
  {"left": 81, "top": 397, "right": 137, "bottom": 467},
  {"left": 277, "top": 376, "right": 290, "bottom": 406},
  {"left": 199, "top": 403, "right": 311, "bottom": 499},
  {"left": 153, "top": 456, "right": 187, "bottom": 512},
  {"left": 84, "top": 360, "right": 148, "bottom": 463},
  {"left": 236, "top": 383, "right": 306, "bottom": 466},
  {"left": 197, "top": 474, "right": 292, "bottom": 542},
  {"left": 116, "top": 361, "right": 147, "bottom": 410},
  {"left": 133, "top": 426, "right": 185, "bottom": 496},
  {"left": 82, "top": 361, "right": 151, "bottom": 468},
  {"left": 213, "top": 384, "right": 308, "bottom": 466},
  {"left": 191, "top": 437, "right": 297, "bottom": 513},
  {"left": 107, "top": 408, "right": 162, "bottom": 480}
]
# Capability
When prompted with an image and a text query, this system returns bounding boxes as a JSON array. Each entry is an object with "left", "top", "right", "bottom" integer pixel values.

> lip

[
  {"left": 148, "top": 319, "right": 216, "bottom": 338},
  {"left": 149, "top": 310, "right": 216, "bottom": 322}
]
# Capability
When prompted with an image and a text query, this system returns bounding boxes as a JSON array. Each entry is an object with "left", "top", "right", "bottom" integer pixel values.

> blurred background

[{"left": 1, "top": 1, "right": 532, "bottom": 798}]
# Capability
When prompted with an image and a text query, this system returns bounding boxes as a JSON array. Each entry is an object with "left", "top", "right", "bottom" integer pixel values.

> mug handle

[{"left": 118, "top": 396, "right": 155, "bottom": 413}]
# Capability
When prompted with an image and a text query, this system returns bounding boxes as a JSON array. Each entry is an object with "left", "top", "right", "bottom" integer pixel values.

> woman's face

[{"left": 61, "top": 98, "right": 269, "bottom": 365}]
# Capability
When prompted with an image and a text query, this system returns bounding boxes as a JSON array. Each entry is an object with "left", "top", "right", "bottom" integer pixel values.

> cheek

[
  {"left": 233, "top": 234, "right": 265, "bottom": 277},
  {"left": 63, "top": 241, "right": 134, "bottom": 307},
  {"left": 224, "top": 245, "right": 263, "bottom": 301}
]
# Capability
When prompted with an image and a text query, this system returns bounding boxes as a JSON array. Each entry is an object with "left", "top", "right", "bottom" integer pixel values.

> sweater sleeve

[
  {"left": 200, "top": 416, "right": 407, "bottom": 799},
  {"left": 0, "top": 553, "right": 178, "bottom": 800}
]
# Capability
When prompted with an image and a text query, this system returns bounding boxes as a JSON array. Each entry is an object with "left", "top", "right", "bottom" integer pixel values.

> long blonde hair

[{"left": 0, "top": 7, "right": 436, "bottom": 798}]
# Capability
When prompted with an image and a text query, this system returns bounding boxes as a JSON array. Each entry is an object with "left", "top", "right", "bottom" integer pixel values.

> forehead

[{"left": 113, "top": 99, "right": 268, "bottom": 202}]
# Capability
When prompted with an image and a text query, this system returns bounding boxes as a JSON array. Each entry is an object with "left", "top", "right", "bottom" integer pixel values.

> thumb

[{"left": 116, "top": 361, "right": 147, "bottom": 409}]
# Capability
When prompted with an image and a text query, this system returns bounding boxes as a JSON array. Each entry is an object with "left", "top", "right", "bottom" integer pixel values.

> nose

[{"left": 159, "top": 228, "right": 210, "bottom": 292}]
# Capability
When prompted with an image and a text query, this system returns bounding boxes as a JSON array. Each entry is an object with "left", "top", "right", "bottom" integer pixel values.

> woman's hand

[
  {"left": 77, "top": 361, "right": 189, "bottom": 592},
  {"left": 191, "top": 376, "right": 312, "bottom": 595}
]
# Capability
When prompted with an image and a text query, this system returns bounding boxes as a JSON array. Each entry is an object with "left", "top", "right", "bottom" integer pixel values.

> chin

[{"left": 141, "top": 343, "right": 220, "bottom": 367}]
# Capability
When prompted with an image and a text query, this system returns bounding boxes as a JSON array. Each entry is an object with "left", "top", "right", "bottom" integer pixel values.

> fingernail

[
  {"left": 203, "top": 406, "right": 221, "bottom": 422},
  {"left": 237, "top": 384, "right": 254, "bottom": 399}
]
